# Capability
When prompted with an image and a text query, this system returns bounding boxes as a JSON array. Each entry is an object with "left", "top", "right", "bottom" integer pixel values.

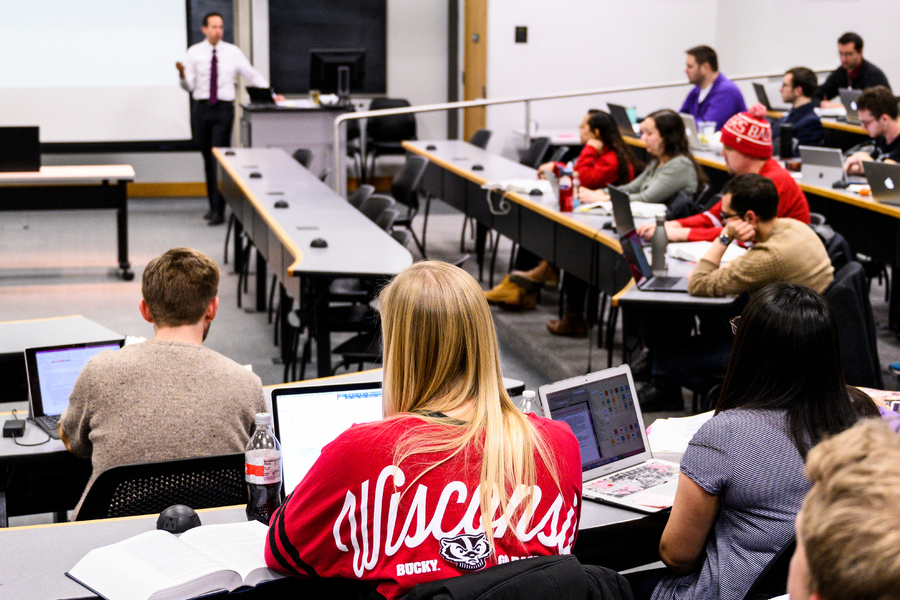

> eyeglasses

[
  {"left": 720, "top": 210, "right": 745, "bottom": 220},
  {"left": 730, "top": 316, "right": 740, "bottom": 334},
  {"left": 859, "top": 117, "right": 877, "bottom": 127}
]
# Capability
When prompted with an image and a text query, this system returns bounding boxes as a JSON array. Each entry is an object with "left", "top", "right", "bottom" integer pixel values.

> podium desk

[
  {"left": 0, "top": 165, "right": 136, "bottom": 280},
  {"left": 214, "top": 148, "right": 412, "bottom": 377}
]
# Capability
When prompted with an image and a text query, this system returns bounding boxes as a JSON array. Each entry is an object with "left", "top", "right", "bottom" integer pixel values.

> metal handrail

[{"left": 332, "top": 67, "right": 832, "bottom": 196}]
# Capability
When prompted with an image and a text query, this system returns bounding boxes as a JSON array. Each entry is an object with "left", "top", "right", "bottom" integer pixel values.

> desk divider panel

[
  {"left": 252, "top": 208, "right": 269, "bottom": 261},
  {"left": 554, "top": 226, "right": 597, "bottom": 284},
  {"left": 518, "top": 208, "right": 557, "bottom": 264},
  {"left": 442, "top": 170, "right": 467, "bottom": 213},
  {"left": 466, "top": 181, "right": 496, "bottom": 226},
  {"left": 268, "top": 230, "right": 285, "bottom": 284},
  {"left": 491, "top": 196, "right": 521, "bottom": 241}
]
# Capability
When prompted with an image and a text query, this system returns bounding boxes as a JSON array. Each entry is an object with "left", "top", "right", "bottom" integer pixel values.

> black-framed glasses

[
  {"left": 721, "top": 210, "right": 745, "bottom": 221},
  {"left": 730, "top": 316, "right": 740, "bottom": 334}
]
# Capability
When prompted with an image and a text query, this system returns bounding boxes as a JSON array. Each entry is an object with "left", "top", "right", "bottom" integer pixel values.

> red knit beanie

[{"left": 720, "top": 103, "right": 772, "bottom": 159}]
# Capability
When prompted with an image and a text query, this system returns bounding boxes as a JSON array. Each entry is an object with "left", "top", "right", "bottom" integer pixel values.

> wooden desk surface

[
  {"left": 214, "top": 148, "right": 412, "bottom": 278},
  {"left": 0, "top": 165, "right": 135, "bottom": 185},
  {"left": 403, "top": 140, "right": 623, "bottom": 253}
]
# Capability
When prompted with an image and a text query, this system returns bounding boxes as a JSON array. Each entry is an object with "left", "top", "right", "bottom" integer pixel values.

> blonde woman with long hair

[{"left": 265, "top": 261, "right": 582, "bottom": 599}]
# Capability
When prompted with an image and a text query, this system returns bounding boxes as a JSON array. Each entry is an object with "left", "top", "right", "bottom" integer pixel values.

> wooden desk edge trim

[
  {"left": 213, "top": 148, "right": 304, "bottom": 268},
  {"left": 403, "top": 142, "right": 622, "bottom": 252},
  {"left": 610, "top": 280, "right": 635, "bottom": 307}
]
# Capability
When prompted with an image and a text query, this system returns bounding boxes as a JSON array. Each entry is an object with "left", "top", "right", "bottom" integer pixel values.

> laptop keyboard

[
  {"left": 647, "top": 276, "right": 683, "bottom": 289},
  {"left": 585, "top": 460, "right": 679, "bottom": 498},
  {"left": 35, "top": 414, "right": 61, "bottom": 439}
]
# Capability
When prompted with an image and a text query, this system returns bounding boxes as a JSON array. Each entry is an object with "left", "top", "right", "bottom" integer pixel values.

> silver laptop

[
  {"left": 608, "top": 103, "right": 640, "bottom": 138},
  {"left": 838, "top": 88, "right": 864, "bottom": 125},
  {"left": 539, "top": 365, "right": 679, "bottom": 513},
  {"left": 679, "top": 113, "right": 703, "bottom": 151},
  {"left": 753, "top": 82, "right": 790, "bottom": 112},
  {"left": 863, "top": 161, "right": 900, "bottom": 205},
  {"left": 25, "top": 339, "right": 125, "bottom": 439},
  {"left": 271, "top": 381, "right": 383, "bottom": 496},
  {"left": 799, "top": 146, "right": 865, "bottom": 187}
]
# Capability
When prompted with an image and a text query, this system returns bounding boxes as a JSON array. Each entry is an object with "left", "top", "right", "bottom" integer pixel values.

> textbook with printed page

[{"left": 66, "top": 520, "right": 284, "bottom": 600}]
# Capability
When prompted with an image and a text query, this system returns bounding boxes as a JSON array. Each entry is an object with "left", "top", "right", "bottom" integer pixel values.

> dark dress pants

[{"left": 193, "top": 100, "right": 235, "bottom": 216}]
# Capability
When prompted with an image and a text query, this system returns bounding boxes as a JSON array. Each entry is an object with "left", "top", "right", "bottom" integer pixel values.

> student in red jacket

[
  {"left": 266, "top": 261, "right": 583, "bottom": 600},
  {"left": 636, "top": 104, "right": 810, "bottom": 244}
]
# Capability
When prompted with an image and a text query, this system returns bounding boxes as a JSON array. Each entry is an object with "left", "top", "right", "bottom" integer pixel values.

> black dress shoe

[
  {"left": 203, "top": 210, "right": 214, "bottom": 220},
  {"left": 207, "top": 213, "right": 225, "bottom": 226},
  {"left": 637, "top": 378, "right": 684, "bottom": 412}
]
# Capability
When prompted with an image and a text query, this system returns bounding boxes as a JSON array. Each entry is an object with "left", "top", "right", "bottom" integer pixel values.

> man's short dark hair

[
  {"left": 722, "top": 173, "right": 779, "bottom": 221},
  {"left": 857, "top": 86, "right": 899, "bottom": 120},
  {"left": 837, "top": 32, "right": 863, "bottom": 51},
  {"left": 785, "top": 67, "right": 818, "bottom": 98},
  {"left": 203, "top": 12, "right": 223, "bottom": 26},
  {"left": 686, "top": 46, "right": 718, "bottom": 72},
  {"left": 142, "top": 248, "right": 220, "bottom": 327}
]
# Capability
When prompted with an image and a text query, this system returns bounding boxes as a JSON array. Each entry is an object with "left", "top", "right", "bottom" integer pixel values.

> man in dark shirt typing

[{"left": 813, "top": 32, "right": 890, "bottom": 108}]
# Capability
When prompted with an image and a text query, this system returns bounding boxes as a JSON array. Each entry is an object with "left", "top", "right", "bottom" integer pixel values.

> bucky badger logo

[{"left": 439, "top": 533, "right": 491, "bottom": 571}]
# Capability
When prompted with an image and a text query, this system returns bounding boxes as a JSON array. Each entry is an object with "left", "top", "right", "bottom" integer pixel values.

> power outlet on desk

[
  {"left": 515, "top": 26, "right": 527, "bottom": 43},
  {"left": 3, "top": 419, "right": 25, "bottom": 438}
]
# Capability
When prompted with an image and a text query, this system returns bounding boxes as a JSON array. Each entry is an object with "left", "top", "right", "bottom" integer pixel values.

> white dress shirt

[{"left": 180, "top": 39, "right": 268, "bottom": 101}]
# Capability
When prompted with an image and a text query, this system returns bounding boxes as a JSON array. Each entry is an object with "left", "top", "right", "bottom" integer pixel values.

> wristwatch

[{"left": 718, "top": 232, "right": 733, "bottom": 246}]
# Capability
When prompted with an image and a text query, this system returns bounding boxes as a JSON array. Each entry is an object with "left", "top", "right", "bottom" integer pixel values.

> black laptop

[
  {"left": 246, "top": 87, "right": 276, "bottom": 105},
  {"left": 25, "top": 339, "right": 125, "bottom": 438},
  {"left": 0, "top": 126, "right": 40, "bottom": 172}
]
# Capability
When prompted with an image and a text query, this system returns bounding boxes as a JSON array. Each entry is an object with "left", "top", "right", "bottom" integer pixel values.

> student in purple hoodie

[{"left": 680, "top": 45, "right": 746, "bottom": 131}]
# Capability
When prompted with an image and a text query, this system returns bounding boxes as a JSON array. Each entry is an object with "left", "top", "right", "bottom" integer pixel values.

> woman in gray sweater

[{"left": 580, "top": 109, "right": 704, "bottom": 206}]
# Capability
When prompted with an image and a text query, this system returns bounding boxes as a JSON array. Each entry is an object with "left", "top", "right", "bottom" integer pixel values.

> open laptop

[
  {"left": 25, "top": 339, "right": 124, "bottom": 438},
  {"left": 863, "top": 161, "right": 900, "bottom": 205},
  {"left": 246, "top": 86, "right": 276, "bottom": 105},
  {"left": 753, "top": 82, "right": 790, "bottom": 112},
  {"left": 271, "top": 381, "right": 383, "bottom": 497},
  {"left": 679, "top": 113, "right": 703, "bottom": 151},
  {"left": 838, "top": 88, "right": 863, "bottom": 125},
  {"left": 0, "top": 126, "right": 40, "bottom": 172},
  {"left": 620, "top": 230, "right": 690, "bottom": 292},
  {"left": 539, "top": 365, "right": 679, "bottom": 513},
  {"left": 608, "top": 103, "right": 640, "bottom": 138},
  {"left": 799, "top": 146, "right": 866, "bottom": 187}
]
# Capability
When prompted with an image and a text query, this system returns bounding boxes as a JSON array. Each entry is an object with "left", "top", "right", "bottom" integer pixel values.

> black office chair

[
  {"left": 468, "top": 128, "right": 492, "bottom": 149},
  {"left": 547, "top": 146, "right": 568, "bottom": 164},
  {"left": 519, "top": 137, "right": 551, "bottom": 168},
  {"left": 742, "top": 537, "right": 796, "bottom": 600},
  {"left": 365, "top": 98, "right": 416, "bottom": 182},
  {"left": 76, "top": 453, "right": 246, "bottom": 521},
  {"left": 369, "top": 155, "right": 430, "bottom": 256},
  {"left": 359, "top": 194, "right": 397, "bottom": 222},
  {"left": 291, "top": 148, "right": 314, "bottom": 169},
  {"left": 347, "top": 184, "right": 375, "bottom": 209}
]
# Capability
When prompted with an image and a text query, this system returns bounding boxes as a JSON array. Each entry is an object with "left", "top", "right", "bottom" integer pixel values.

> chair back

[
  {"left": 468, "top": 129, "right": 492, "bottom": 149},
  {"left": 391, "top": 155, "right": 429, "bottom": 212},
  {"left": 76, "top": 453, "right": 246, "bottom": 521},
  {"left": 292, "top": 148, "right": 314, "bottom": 169},
  {"left": 360, "top": 194, "right": 397, "bottom": 222},
  {"left": 823, "top": 261, "right": 884, "bottom": 388},
  {"left": 391, "top": 229, "right": 413, "bottom": 248},
  {"left": 374, "top": 207, "right": 401, "bottom": 232},
  {"left": 809, "top": 212, "right": 826, "bottom": 226},
  {"left": 347, "top": 184, "right": 375, "bottom": 209},
  {"left": 742, "top": 537, "right": 796, "bottom": 600},
  {"left": 548, "top": 146, "right": 568, "bottom": 164},
  {"left": 520, "top": 137, "right": 551, "bottom": 168},
  {"left": 367, "top": 98, "right": 416, "bottom": 143}
]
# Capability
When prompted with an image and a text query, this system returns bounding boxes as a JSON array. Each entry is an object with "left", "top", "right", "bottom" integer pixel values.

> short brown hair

[
  {"left": 785, "top": 67, "right": 818, "bottom": 99},
  {"left": 838, "top": 32, "right": 863, "bottom": 51},
  {"left": 857, "top": 85, "right": 899, "bottom": 120},
  {"left": 142, "top": 247, "right": 219, "bottom": 327},
  {"left": 686, "top": 45, "right": 718, "bottom": 72},
  {"left": 799, "top": 419, "right": 900, "bottom": 600}
]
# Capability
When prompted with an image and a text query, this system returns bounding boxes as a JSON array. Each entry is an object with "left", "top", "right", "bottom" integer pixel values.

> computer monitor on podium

[{"left": 309, "top": 48, "right": 366, "bottom": 101}]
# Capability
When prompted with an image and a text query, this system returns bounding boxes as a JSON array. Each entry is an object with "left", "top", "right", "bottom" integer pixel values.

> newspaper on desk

[
  {"left": 647, "top": 411, "right": 714, "bottom": 454},
  {"left": 667, "top": 241, "right": 747, "bottom": 264}
]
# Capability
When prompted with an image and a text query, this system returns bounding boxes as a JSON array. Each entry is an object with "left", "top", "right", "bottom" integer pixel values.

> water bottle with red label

[
  {"left": 245, "top": 412, "right": 283, "bottom": 524},
  {"left": 558, "top": 167, "right": 574, "bottom": 212}
]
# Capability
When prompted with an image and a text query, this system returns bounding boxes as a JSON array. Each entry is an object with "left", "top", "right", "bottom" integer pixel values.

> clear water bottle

[
  {"left": 651, "top": 214, "right": 668, "bottom": 277},
  {"left": 245, "top": 413, "right": 283, "bottom": 524},
  {"left": 520, "top": 390, "right": 537, "bottom": 414},
  {"left": 572, "top": 170, "right": 581, "bottom": 208}
]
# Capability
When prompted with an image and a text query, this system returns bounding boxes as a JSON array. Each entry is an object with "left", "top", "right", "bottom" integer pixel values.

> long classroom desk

[
  {"left": 0, "top": 165, "right": 136, "bottom": 280},
  {"left": 0, "top": 483, "right": 671, "bottom": 600},
  {"left": 402, "top": 140, "right": 633, "bottom": 298},
  {"left": 214, "top": 148, "right": 413, "bottom": 377}
]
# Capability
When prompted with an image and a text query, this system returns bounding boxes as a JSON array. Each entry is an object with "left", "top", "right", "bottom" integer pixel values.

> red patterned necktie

[{"left": 210, "top": 48, "right": 218, "bottom": 104}]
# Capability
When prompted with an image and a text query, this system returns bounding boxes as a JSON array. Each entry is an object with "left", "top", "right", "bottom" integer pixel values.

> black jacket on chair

[{"left": 402, "top": 555, "right": 634, "bottom": 600}]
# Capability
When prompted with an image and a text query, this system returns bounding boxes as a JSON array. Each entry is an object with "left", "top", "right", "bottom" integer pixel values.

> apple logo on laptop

[
  {"left": 851, "top": 101, "right": 858, "bottom": 110},
  {"left": 886, "top": 177, "right": 894, "bottom": 190}
]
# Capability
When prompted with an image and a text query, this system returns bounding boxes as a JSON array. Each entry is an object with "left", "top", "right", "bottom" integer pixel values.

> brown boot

[
  {"left": 510, "top": 260, "right": 560, "bottom": 291},
  {"left": 547, "top": 311, "right": 588, "bottom": 337},
  {"left": 485, "top": 276, "right": 537, "bottom": 311}
]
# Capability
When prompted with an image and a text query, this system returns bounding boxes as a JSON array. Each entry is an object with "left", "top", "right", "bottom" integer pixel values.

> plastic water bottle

[
  {"left": 572, "top": 170, "right": 581, "bottom": 208},
  {"left": 558, "top": 168, "right": 573, "bottom": 212},
  {"left": 245, "top": 413, "right": 283, "bottom": 524},
  {"left": 520, "top": 390, "right": 537, "bottom": 414},
  {"left": 651, "top": 214, "right": 668, "bottom": 277}
]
